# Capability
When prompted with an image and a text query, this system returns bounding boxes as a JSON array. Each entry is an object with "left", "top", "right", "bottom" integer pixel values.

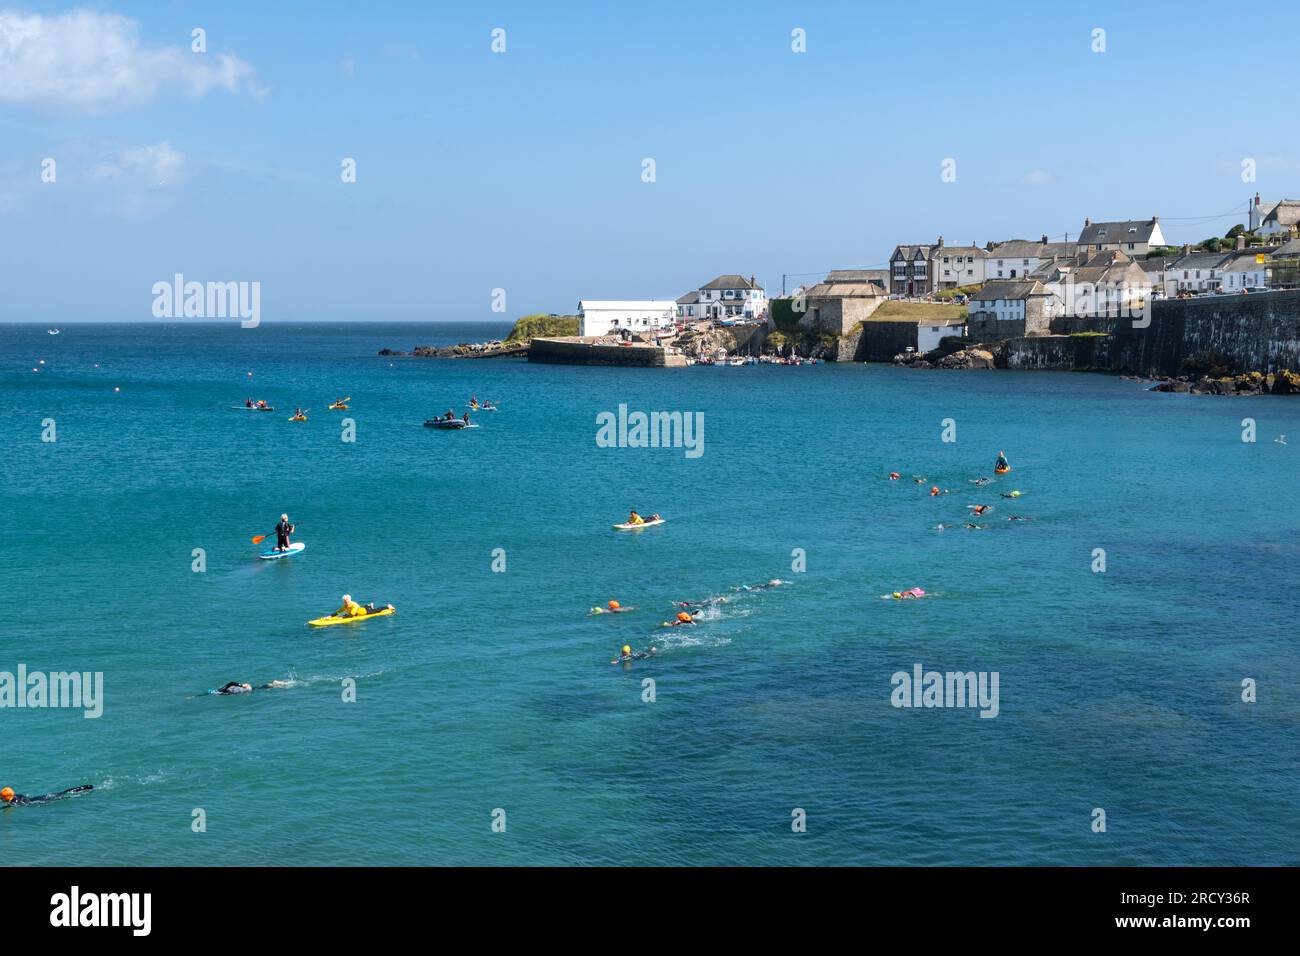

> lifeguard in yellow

[
  {"left": 627, "top": 510, "right": 645, "bottom": 525},
  {"left": 334, "top": 594, "right": 367, "bottom": 618}
]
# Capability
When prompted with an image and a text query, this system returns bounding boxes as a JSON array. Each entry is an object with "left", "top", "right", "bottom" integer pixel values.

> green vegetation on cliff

[{"left": 505, "top": 313, "right": 580, "bottom": 342}]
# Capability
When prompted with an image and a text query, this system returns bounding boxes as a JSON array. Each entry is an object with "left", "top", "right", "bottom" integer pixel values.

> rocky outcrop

[
  {"left": 1149, "top": 369, "right": 1300, "bottom": 396},
  {"left": 378, "top": 341, "right": 525, "bottom": 359},
  {"left": 893, "top": 343, "right": 996, "bottom": 370}
]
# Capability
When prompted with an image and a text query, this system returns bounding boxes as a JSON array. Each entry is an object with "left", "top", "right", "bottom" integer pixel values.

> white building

[
  {"left": 1219, "top": 253, "right": 1269, "bottom": 292},
  {"left": 1077, "top": 217, "right": 1167, "bottom": 257},
  {"left": 932, "top": 245, "right": 986, "bottom": 289},
  {"left": 985, "top": 237, "right": 1077, "bottom": 281},
  {"left": 1258, "top": 200, "right": 1300, "bottom": 238},
  {"left": 917, "top": 318, "right": 967, "bottom": 352},
  {"left": 693, "top": 274, "right": 767, "bottom": 321},
  {"left": 577, "top": 300, "right": 677, "bottom": 337}
]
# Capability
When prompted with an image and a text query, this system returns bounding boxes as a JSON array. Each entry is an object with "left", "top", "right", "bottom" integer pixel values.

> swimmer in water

[
  {"left": 610, "top": 645, "right": 657, "bottom": 664},
  {"left": 211, "top": 680, "right": 290, "bottom": 696},
  {"left": 1, "top": 784, "right": 93, "bottom": 807},
  {"left": 738, "top": 579, "right": 784, "bottom": 592},
  {"left": 969, "top": 504, "right": 992, "bottom": 516},
  {"left": 1000, "top": 490, "right": 1021, "bottom": 499},
  {"left": 1007, "top": 515, "right": 1030, "bottom": 521},
  {"left": 889, "top": 588, "right": 926, "bottom": 600},
  {"left": 590, "top": 600, "right": 632, "bottom": 615},
  {"left": 964, "top": 522, "right": 987, "bottom": 530},
  {"left": 662, "top": 611, "right": 696, "bottom": 627},
  {"left": 971, "top": 477, "right": 991, "bottom": 486}
]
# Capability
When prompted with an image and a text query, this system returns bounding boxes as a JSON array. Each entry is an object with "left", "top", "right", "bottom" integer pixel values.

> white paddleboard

[
  {"left": 259, "top": 542, "right": 306, "bottom": 560},
  {"left": 612, "top": 519, "right": 665, "bottom": 531}
]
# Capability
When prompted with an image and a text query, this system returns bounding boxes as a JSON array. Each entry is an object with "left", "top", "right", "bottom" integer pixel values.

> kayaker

[
  {"left": 245, "top": 397, "right": 253, "bottom": 408},
  {"left": 274, "top": 514, "right": 294, "bottom": 552},
  {"left": 1, "top": 785, "right": 93, "bottom": 807},
  {"left": 995, "top": 451, "right": 1010, "bottom": 472},
  {"left": 628, "top": 510, "right": 645, "bottom": 525},
  {"left": 257, "top": 400, "right": 268, "bottom": 409},
  {"left": 462, "top": 412, "right": 471, "bottom": 423}
]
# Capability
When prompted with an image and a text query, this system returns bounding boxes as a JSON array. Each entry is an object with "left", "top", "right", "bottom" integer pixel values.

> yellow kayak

[
  {"left": 329, "top": 403, "right": 348, "bottom": 410},
  {"left": 308, "top": 607, "right": 394, "bottom": 627},
  {"left": 289, "top": 415, "right": 308, "bottom": 422}
]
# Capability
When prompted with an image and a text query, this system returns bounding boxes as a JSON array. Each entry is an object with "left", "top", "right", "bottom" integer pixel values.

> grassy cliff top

[
  {"left": 867, "top": 301, "right": 968, "bottom": 321},
  {"left": 505, "top": 313, "right": 580, "bottom": 342}
]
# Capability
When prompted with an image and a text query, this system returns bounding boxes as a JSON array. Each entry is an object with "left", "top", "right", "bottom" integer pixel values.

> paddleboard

[
  {"left": 308, "top": 607, "right": 395, "bottom": 627},
  {"left": 612, "top": 518, "right": 665, "bottom": 530},
  {"left": 231, "top": 405, "right": 275, "bottom": 412},
  {"left": 259, "top": 542, "right": 305, "bottom": 560}
]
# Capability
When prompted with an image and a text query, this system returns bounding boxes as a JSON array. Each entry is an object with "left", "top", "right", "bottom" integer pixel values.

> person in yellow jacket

[
  {"left": 335, "top": 594, "right": 367, "bottom": 617},
  {"left": 627, "top": 510, "right": 644, "bottom": 525}
]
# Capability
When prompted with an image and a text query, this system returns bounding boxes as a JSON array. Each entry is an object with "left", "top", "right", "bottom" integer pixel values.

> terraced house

[
  {"left": 890, "top": 237, "right": 982, "bottom": 296},
  {"left": 985, "top": 236, "right": 1076, "bottom": 280}
]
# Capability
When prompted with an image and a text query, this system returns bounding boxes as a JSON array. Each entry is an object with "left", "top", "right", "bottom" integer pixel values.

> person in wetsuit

[
  {"left": 274, "top": 514, "right": 294, "bottom": 552},
  {"left": 213, "top": 680, "right": 289, "bottom": 695},
  {"left": 1, "top": 785, "right": 92, "bottom": 807}
]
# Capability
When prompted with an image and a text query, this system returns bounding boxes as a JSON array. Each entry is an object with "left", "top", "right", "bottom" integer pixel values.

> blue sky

[{"left": 1, "top": 0, "right": 1296, "bottom": 322}]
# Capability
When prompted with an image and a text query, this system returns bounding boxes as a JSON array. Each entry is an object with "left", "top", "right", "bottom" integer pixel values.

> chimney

[
  {"left": 937, "top": 235, "right": 944, "bottom": 248},
  {"left": 1084, "top": 217, "right": 1091, "bottom": 228},
  {"left": 1182, "top": 243, "right": 1191, "bottom": 256},
  {"left": 1236, "top": 234, "right": 1246, "bottom": 251},
  {"left": 1152, "top": 215, "right": 1158, "bottom": 223},
  {"left": 1255, "top": 192, "right": 1261, "bottom": 207}
]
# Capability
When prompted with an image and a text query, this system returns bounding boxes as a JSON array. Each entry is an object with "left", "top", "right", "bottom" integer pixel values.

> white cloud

[
  {"left": 90, "top": 141, "right": 186, "bottom": 186},
  {"left": 0, "top": 9, "right": 259, "bottom": 112},
  {"left": 1023, "top": 169, "right": 1053, "bottom": 186}
]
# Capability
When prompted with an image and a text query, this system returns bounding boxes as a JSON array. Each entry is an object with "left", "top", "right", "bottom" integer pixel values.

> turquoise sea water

[{"left": 2, "top": 321, "right": 1298, "bottom": 866}]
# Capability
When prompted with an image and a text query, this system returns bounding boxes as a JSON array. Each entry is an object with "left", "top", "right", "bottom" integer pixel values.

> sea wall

[
  {"left": 1003, "top": 335, "right": 1114, "bottom": 371},
  {"left": 853, "top": 321, "right": 918, "bottom": 362},
  {"left": 1112, "top": 291, "right": 1300, "bottom": 376},
  {"left": 528, "top": 337, "right": 686, "bottom": 367}
]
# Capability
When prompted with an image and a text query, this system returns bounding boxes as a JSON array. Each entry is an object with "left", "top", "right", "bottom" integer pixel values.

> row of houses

[{"left": 576, "top": 194, "right": 1300, "bottom": 342}]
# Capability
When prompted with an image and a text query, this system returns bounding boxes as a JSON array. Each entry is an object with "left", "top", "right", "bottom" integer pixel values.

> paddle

[{"left": 252, "top": 522, "right": 297, "bottom": 545}]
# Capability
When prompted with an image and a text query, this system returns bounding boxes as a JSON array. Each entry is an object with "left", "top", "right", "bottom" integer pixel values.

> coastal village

[{"left": 384, "top": 195, "right": 1300, "bottom": 391}]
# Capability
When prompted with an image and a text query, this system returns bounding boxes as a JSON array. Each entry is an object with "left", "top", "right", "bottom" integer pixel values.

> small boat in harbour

[
  {"left": 47, "top": 328, "right": 60, "bottom": 335},
  {"left": 424, "top": 418, "right": 476, "bottom": 429}
]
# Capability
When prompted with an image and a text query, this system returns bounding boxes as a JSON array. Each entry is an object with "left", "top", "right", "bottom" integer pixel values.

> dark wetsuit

[
  {"left": 274, "top": 519, "right": 294, "bottom": 551},
  {"left": 4, "top": 785, "right": 93, "bottom": 807},
  {"left": 214, "top": 682, "right": 253, "bottom": 695}
]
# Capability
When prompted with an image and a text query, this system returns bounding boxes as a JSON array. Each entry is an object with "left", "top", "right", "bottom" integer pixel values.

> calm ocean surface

[{"left": 2, "top": 321, "right": 1297, "bottom": 866}]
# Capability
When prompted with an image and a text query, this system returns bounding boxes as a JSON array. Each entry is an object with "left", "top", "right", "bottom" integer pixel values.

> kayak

[
  {"left": 288, "top": 415, "right": 308, "bottom": 422},
  {"left": 231, "top": 405, "right": 275, "bottom": 412},
  {"left": 308, "top": 607, "right": 395, "bottom": 627},
  {"left": 466, "top": 405, "right": 498, "bottom": 411},
  {"left": 994, "top": 466, "right": 1011, "bottom": 474},
  {"left": 424, "top": 419, "right": 476, "bottom": 429},
  {"left": 259, "top": 542, "right": 305, "bottom": 560},
  {"left": 612, "top": 518, "right": 665, "bottom": 531},
  {"left": 329, "top": 403, "right": 349, "bottom": 410}
]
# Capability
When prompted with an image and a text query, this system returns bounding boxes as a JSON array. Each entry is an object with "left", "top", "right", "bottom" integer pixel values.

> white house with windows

[
  {"left": 932, "top": 245, "right": 986, "bottom": 288},
  {"left": 1166, "top": 252, "right": 1231, "bottom": 294},
  {"left": 685, "top": 274, "right": 767, "bottom": 321},
  {"left": 578, "top": 300, "right": 677, "bottom": 337},
  {"left": 1219, "top": 253, "right": 1269, "bottom": 292},
  {"left": 985, "top": 237, "right": 1077, "bottom": 281}
]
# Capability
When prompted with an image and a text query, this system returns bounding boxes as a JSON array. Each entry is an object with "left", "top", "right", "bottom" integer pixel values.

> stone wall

[
  {"left": 853, "top": 321, "right": 919, "bottom": 362},
  {"left": 528, "top": 337, "right": 686, "bottom": 367},
  {"left": 798, "top": 295, "right": 884, "bottom": 336},
  {"left": 1111, "top": 291, "right": 1300, "bottom": 376}
]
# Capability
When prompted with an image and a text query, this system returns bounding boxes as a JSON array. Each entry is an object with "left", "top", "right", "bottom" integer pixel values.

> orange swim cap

[
  {"left": 930, "top": 486, "right": 939, "bottom": 495},
  {"left": 608, "top": 600, "right": 620, "bottom": 610},
  {"left": 0, "top": 787, "right": 13, "bottom": 802}
]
